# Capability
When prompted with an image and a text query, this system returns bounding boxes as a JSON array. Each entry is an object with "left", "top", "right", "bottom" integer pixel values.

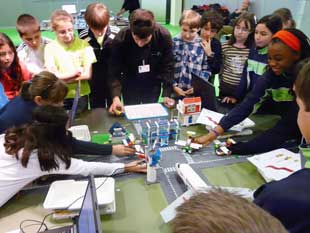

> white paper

[
  {"left": 124, "top": 103, "right": 168, "bottom": 120},
  {"left": 247, "top": 148, "right": 301, "bottom": 182},
  {"left": 196, "top": 108, "right": 255, "bottom": 132}
]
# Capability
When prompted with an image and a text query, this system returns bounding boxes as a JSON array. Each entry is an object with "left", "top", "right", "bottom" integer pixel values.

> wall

[
  {"left": 0, "top": 0, "right": 169, "bottom": 28},
  {"left": 184, "top": 0, "right": 309, "bottom": 36}
]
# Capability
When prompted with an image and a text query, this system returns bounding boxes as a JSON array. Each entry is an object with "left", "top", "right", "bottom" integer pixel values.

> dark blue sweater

[
  {"left": 220, "top": 69, "right": 301, "bottom": 154},
  {"left": 0, "top": 96, "right": 112, "bottom": 155},
  {"left": 235, "top": 46, "right": 268, "bottom": 101},
  {"left": 254, "top": 168, "right": 310, "bottom": 233},
  {"left": 208, "top": 38, "right": 222, "bottom": 75}
]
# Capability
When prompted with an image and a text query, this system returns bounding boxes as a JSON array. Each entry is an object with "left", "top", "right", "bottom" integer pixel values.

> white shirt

[
  {"left": 17, "top": 37, "right": 51, "bottom": 75},
  {"left": 0, "top": 134, "right": 124, "bottom": 207}
]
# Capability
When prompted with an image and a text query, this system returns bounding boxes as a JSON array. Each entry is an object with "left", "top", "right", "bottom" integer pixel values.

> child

[
  {"left": 219, "top": 12, "right": 255, "bottom": 104},
  {"left": 200, "top": 10, "right": 224, "bottom": 76},
  {"left": 233, "top": 15, "right": 283, "bottom": 102},
  {"left": 16, "top": 14, "right": 50, "bottom": 75},
  {"left": 44, "top": 10, "right": 96, "bottom": 112},
  {"left": 195, "top": 29, "right": 310, "bottom": 155},
  {"left": 273, "top": 8, "right": 296, "bottom": 29},
  {"left": 0, "top": 32, "right": 31, "bottom": 100},
  {"left": 171, "top": 189, "right": 287, "bottom": 233},
  {"left": 0, "top": 105, "right": 146, "bottom": 207},
  {"left": 0, "top": 71, "right": 135, "bottom": 156},
  {"left": 79, "top": 3, "right": 120, "bottom": 108},
  {"left": 254, "top": 60, "right": 310, "bottom": 232},
  {"left": 173, "top": 10, "right": 210, "bottom": 98}
]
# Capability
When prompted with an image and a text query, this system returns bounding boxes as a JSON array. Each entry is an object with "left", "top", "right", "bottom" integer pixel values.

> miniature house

[{"left": 177, "top": 97, "right": 202, "bottom": 126}]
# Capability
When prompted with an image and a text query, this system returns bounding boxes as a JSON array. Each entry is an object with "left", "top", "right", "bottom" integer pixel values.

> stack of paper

[
  {"left": 124, "top": 103, "right": 168, "bottom": 120},
  {"left": 196, "top": 108, "right": 255, "bottom": 132},
  {"left": 247, "top": 148, "right": 301, "bottom": 182}
]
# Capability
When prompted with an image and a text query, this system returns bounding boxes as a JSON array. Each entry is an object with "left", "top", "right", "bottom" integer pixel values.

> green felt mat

[
  {"left": 101, "top": 177, "right": 170, "bottom": 233},
  {"left": 203, "top": 162, "right": 266, "bottom": 190}
]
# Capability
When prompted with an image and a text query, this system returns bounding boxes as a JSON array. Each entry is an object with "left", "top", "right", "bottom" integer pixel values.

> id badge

[{"left": 138, "top": 60, "right": 150, "bottom": 73}]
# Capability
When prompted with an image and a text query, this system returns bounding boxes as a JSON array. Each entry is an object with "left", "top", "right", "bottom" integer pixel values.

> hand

[
  {"left": 109, "top": 97, "right": 124, "bottom": 115},
  {"left": 221, "top": 96, "right": 237, "bottom": 104},
  {"left": 201, "top": 40, "right": 212, "bottom": 57},
  {"left": 112, "top": 145, "right": 136, "bottom": 156},
  {"left": 124, "top": 160, "right": 147, "bottom": 173},
  {"left": 193, "top": 126, "right": 224, "bottom": 145},
  {"left": 173, "top": 86, "right": 186, "bottom": 97},
  {"left": 184, "top": 88, "right": 194, "bottom": 95},
  {"left": 163, "top": 97, "right": 175, "bottom": 108}
]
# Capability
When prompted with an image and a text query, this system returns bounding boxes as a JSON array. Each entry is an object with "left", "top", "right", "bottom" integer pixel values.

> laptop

[
  {"left": 191, "top": 73, "right": 232, "bottom": 114},
  {"left": 44, "top": 175, "right": 102, "bottom": 233}
]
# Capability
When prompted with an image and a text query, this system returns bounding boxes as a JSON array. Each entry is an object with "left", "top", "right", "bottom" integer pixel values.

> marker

[{"left": 114, "top": 109, "right": 122, "bottom": 115}]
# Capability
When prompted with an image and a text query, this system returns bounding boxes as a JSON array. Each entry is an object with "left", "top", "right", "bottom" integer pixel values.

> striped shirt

[{"left": 220, "top": 42, "right": 250, "bottom": 88}]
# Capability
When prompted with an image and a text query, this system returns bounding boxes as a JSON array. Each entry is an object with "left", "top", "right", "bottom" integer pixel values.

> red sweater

[{"left": 0, "top": 62, "right": 31, "bottom": 100}]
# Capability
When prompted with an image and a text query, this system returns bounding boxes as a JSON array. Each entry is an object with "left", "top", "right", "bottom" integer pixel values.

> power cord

[{"left": 18, "top": 164, "right": 142, "bottom": 232}]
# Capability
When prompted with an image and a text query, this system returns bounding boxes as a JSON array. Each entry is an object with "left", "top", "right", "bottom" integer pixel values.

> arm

[
  {"left": 230, "top": 101, "right": 301, "bottom": 155},
  {"left": 195, "top": 72, "right": 272, "bottom": 145},
  {"left": 71, "top": 138, "right": 135, "bottom": 156},
  {"left": 158, "top": 29, "right": 174, "bottom": 98},
  {"left": 219, "top": 73, "right": 272, "bottom": 131},
  {"left": 75, "top": 45, "right": 96, "bottom": 81},
  {"left": 108, "top": 31, "right": 126, "bottom": 114},
  {"left": 44, "top": 44, "right": 80, "bottom": 81},
  {"left": 207, "top": 38, "right": 222, "bottom": 75}
]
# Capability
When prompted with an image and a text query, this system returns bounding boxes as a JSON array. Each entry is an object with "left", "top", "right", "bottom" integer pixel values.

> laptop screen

[{"left": 77, "top": 175, "right": 102, "bottom": 233}]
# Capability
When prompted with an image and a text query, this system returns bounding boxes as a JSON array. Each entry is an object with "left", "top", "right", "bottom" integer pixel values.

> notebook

[{"left": 43, "top": 175, "right": 102, "bottom": 233}]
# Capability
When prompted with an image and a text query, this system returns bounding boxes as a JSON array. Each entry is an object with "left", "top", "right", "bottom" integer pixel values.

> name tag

[{"left": 138, "top": 64, "right": 150, "bottom": 73}]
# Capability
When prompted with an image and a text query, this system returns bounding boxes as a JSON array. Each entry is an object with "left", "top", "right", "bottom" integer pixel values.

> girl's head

[
  {"left": 273, "top": 8, "right": 295, "bottom": 29},
  {"left": 294, "top": 59, "right": 310, "bottom": 142},
  {"left": 255, "top": 15, "right": 282, "bottom": 48},
  {"left": 200, "top": 10, "right": 224, "bottom": 41},
  {"left": 0, "top": 32, "right": 18, "bottom": 71},
  {"left": 51, "top": 10, "right": 74, "bottom": 45},
  {"left": 268, "top": 29, "right": 310, "bottom": 76},
  {"left": 179, "top": 10, "right": 201, "bottom": 42},
  {"left": 229, "top": 12, "right": 255, "bottom": 47},
  {"left": 85, "top": 3, "right": 110, "bottom": 37},
  {"left": 4, "top": 105, "right": 72, "bottom": 171},
  {"left": 20, "top": 71, "right": 68, "bottom": 106}
]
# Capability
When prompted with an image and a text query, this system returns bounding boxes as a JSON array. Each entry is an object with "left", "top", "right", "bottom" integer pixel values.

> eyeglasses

[{"left": 235, "top": 25, "right": 250, "bottom": 33}]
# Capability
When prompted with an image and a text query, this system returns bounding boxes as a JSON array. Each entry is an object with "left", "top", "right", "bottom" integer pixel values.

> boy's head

[
  {"left": 294, "top": 59, "right": 310, "bottom": 143},
  {"left": 200, "top": 10, "right": 224, "bottom": 41},
  {"left": 50, "top": 10, "right": 74, "bottom": 45},
  {"left": 16, "top": 14, "right": 41, "bottom": 50},
  {"left": 85, "top": 3, "right": 110, "bottom": 37},
  {"left": 171, "top": 189, "right": 287, "bottom": 233},
  {"left": 129, "top": 9, "right": 155, "bottom": 47},
  {"left": 179, "top": 10, "right": 201, "bottom": 42}
]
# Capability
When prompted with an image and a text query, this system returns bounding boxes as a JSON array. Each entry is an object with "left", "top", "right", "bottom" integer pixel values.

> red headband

[{"left": 272, "top": 30, "right": 301, "bottom": 52}]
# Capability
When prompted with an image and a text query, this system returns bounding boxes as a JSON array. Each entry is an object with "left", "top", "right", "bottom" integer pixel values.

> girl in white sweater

[{"left": 0, "top": 105, "right": 146, "bottom": 207}]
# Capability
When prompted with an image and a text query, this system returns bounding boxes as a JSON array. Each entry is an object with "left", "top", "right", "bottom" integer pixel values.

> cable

[{"left": 37, "top": 212, "right": 54, "bottom": 232}]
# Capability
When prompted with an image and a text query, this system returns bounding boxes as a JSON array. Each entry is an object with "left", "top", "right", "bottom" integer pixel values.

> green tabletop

[{"left": 0, "top": 108, "right": 279, "bottom": 232}]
